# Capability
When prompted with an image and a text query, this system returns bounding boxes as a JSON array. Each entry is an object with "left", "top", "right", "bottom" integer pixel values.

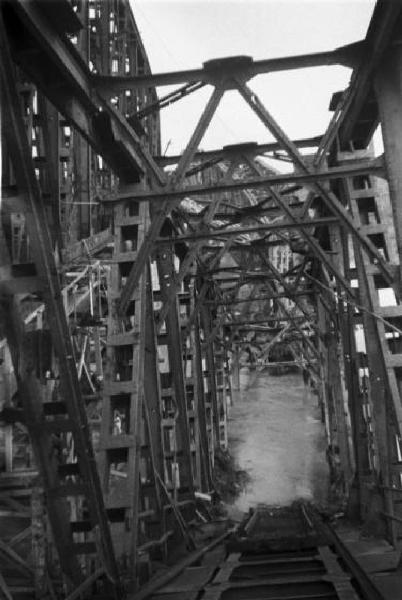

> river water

[{"left": 227, "top": 369, "right": 329, "bottom": 516}]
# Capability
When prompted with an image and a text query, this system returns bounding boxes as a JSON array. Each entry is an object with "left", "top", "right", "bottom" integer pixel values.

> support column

[
  {"left": 231, "top": 345, "right": 241, "bottom": 392},
  {"left": 156, "top": 245, "right": 194, "bottom": 500},
  {"left": 200, "top": 305, "right": 220, "bottom": 448},
  {"left": 375, "top": 47, "right": 402, "bottom": 283},
  {"left": 193, "top": 311, "right": 213, "bottom": 491},
  {"left": 143, "top": 265, "right": 164, "bottom": 530},
  {"left": 32, "top": 485, "right": 47, "bottom": 597},
  {"left": 351, "top": 237, "right": 392, "bottom": 539}
]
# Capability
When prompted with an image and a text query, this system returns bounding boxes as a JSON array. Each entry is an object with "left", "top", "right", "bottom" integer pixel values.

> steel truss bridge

[{"left": 1, "top": 0, "right": 402, "bottom": 597}]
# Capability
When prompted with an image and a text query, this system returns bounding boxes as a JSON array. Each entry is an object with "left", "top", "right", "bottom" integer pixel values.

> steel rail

[{"left": 304, "top": 504, "right": 387, "bottom": 600}]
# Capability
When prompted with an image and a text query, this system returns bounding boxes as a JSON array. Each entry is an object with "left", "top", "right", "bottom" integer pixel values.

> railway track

[{"left": 139, "top": 503, "right": 389, "bottom": 600}]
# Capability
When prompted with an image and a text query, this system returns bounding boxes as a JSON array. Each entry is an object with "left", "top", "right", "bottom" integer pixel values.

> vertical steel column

[
  {"left": 328, "top": 222, "right": 357, "bottom": 502},
  {"left": 339, "top": 227, "right": 374, "bottom": 521},
  {"left": 155, "top": 244, "right": 194, "bottom": 501},
  {"left": 193, "top": 302, "right": 214, "bottom": 491},
  {"left": 348, "top": 235, "right": 393, "bottom": 540},
  {"left": 338, "top": 155, "right": 402, "bottom": 542},
  {"left": 144, "top": 264, "right": 165, "bottom": 511},
  {"left": 375, "top": 46, "right": 402, "bottom": 282},
  {"left": 200, "top": 304, "right": 221, "bottom": 448},
  {"left": 98, "top": 197, "right": 153, "bottom": 586},
  {"left": 0, "top": 17, "right": 121, "bottom": 590},
  {"left": 213, "top": 311, "right": 229, "bottom": 450}
]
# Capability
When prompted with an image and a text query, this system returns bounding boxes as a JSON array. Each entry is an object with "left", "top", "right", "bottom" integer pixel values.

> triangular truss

[{"left": 3, "top": 0, "right": 402, "bottom": 596}]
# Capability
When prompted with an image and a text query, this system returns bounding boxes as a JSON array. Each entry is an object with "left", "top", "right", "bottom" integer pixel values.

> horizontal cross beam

[
  {"left": 210, "top": 290, "right": 315, "bottom": 306},
  {"left": 223, "top": 316, "right": 309, "bottom": 327},
  {"left": 93, "top": 43, "right": 359, "bottom": 93},
  {"left": 156, "top": 137, "right": 323, "bottom": 167},
  {"left": 112, "top": 159, "right": 384, "bottom": 202},
  {"left": 154, "top": 217, "right": 338, "bottom": 242},
  {"left": 184, "top": 202, "right": 306, "bottom": 222}
]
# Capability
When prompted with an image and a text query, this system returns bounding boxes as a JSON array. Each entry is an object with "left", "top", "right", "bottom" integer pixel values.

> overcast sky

[{"left": 131, "top": 1, "right": 376, "bottom": 160}]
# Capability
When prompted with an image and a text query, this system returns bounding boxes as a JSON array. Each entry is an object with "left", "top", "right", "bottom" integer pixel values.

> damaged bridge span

[{"left": 2, "top": 0, "right": 402, "bottom": 598}]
